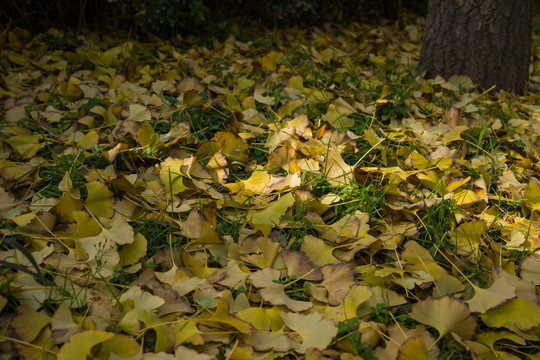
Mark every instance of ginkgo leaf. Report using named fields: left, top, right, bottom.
left=251, top=328, right=297, bottom=352
left=248, top=192, right=295, bottom=235
left=174, top=345, right=212, bottom=360
left=323, top=147, right=355, bottom=186
left=398, top=336, right=430, bottom=360
left=119, top=308, right=175, bottom=352
left=322, top=103, right=354, bottom=129
left=300, top=235, right=341, bottom=266
left=57, top=330, right=115, bottom=360
left=280, top=311, right=338, bottom=353
left=376, top=324, right=439, bottom=360
left=453, top=220, right=486, bottom=256
left=96, top=334, right=140, bottom=359
left=520, top=255, right=540, bottom=285
left=463, top=340, right=513, bottom=360
left=357, top=286, right=407, bottom=317
left=78, top=236, right=119, bottom=277
left=249, top=267, right=312, bottom=312
left=76, top=130, right=99, bottom=150
left=204, top=299, right=252, bottom=334
left=410, top=296, right=476, bottom=340
left=314, top=263, right=357, bottom=305
left=85, top=180, right=114, bottom=218
left=281, top=248, right=323, bottom=281
left=260, top=50, right=281, bottom=71
left=12, top=306, right=51, bottom=342
left=480, top=298, right=540, bottom=330
left=237, top=307, right=284, bottom=331
left=171, top=320, right=205, bottom=346
left=475, top=331, right=526, bottom=349
left=119, top=285, right=165, bottom=311
left=58, top=80, right=85, bottom=102
left=226, top=168, right=270, bottom=196
left=216, top=261, right=250, bottom=290
left=466, top=277, right=516, bottom=313
left=51, top=302, right=79, bottom=344
left=524, top=180, right=540, bottom=211
left=101, top=215, right=135, bottom=245
left=127, top=103, right=151, bottom=122
left=342, top=285, right=373, bottom=319
left=160, top=157, right=189, bottom=195
left=119, top=232, right=147, bottom=266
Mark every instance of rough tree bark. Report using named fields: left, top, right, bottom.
left=419, top=0, right=533, bottom=95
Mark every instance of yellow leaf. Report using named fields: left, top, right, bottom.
left=119, top=285, right=165, bottom=311
left=453, top=220, right=486, bottom=256
left=445, top=176, right=470, bottom=192
left=4, top=135, right=42, bottom=158
left=409, top=151, right=430, bottom=170
left=417, top=170, right=441, bottom=191
left=62, top=210, right=101, bottom=240
left=171, top=320, right=205, bottom=345
left=251, top=329, right=297, bottom=352
left=85, top=181, right=113, bottom=218
left=280, top=311, right=337, bottom=353
left=398, top=336, right=430, bottom=360
left=78, top=236, right=119, bottom=278
left=249, top=192, right=295, bottom=235
left=136, top=120, right=160, bottom=148
left=101, top=215, right=135, bottom=245
left=301, top=235, right=341, bottom=267
left=58, top=81, right=85, bottom=102
left=96, top=334, right=140, bottom=359
left=76, top=130, right=99, bottom=150
left=226, top=168, right=269, bottom=196
left=57, top=330, right=115, bottom=360
left=260, top=51, right=281, bottom=71
left=13, top=306, right=51, bottom=342
left=480, top=298, right=540, bottom=330
left=160, top=157, right=189, bottom=195
left=442, top=125, right=468, bottom=143
left=249, top=267, right=312, bottom=312
left=205, top=299, right=252, bottom=334
left=51, top=302, right=79, bottom=344
left=127, top=103, right=151, bottom=122
left=375, top=324, right=439, bottom=360
left=119, top=308, right=175, bottom=352
left=466, top=277, right=516, bottom=313
left=343, top=285, right=373, bottom=319
left=281, top=248, right=323, bottom=281
left=119, top=232, right=147, bottom=266
left=357, top=286, right=407, bottom=317
left=524, top=180, right=540, bottom=211
left=322, top=103, right=354, bottom=129
left=453, top=189, right=482, bottom=206
left=323, top=148, right=355, bottom=186
left=410, top=296, right=476, bottom=340
left=314, top=264, right=357, bottom=306
left=520, top=256, right=540, bottom=285
left=237, top=307, right=284, bottom=331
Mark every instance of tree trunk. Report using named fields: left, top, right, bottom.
left=419, top=0, right=533, bottom=95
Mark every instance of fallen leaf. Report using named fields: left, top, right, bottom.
left=57, top=330, right=115, bottom=360
left=280, top=311, right=338, bottom=353
left=480, top=298, right=540, bottom=330
left=466, top=277, right=516, bottom=313
left=410, top=296, right=476, bottom=340
left=249, top=267, right=313, bottom=312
